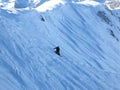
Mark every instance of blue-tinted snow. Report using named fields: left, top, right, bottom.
left=14, top=0, right=29, bottom=8
left=0, top=1, right=120, bottom=90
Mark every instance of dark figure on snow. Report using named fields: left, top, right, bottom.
left=40, top=15, right=45, bottom=22
left=54, top=46, right=60, bottom=56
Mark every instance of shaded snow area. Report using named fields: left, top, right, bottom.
left=0, top=1, right=120, bottom=90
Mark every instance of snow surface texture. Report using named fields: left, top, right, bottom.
left=0, top=0, right=120, bottom=90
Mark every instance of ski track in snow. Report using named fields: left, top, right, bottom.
left=0, top=1, right=120, bottom=90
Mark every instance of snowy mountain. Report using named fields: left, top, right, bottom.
left=0, top=0, right=120, bottom=9
left=0, top=0, right=120, bottom=90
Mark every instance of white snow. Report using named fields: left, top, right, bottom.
left=74, top=0, right=100, bottom=6
left=0, top=0, right=14, bottom=8
left=35, top=0, right=65, bottom=12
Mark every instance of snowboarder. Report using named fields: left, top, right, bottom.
left=54, top=46, right=60, bottom=56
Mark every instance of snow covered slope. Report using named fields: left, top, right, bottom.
left=0, top=0, right=120, bottom=90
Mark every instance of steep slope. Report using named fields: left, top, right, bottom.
left=0, top=1, right=120, bottom=90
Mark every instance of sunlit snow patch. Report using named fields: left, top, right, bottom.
left=73, top=0, right=100, bottom=6
left=0, top=0, right=15, bottom=9
left=0, top=1, right=18, bottom=14
left=35, top=0, right=65, bottom=12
